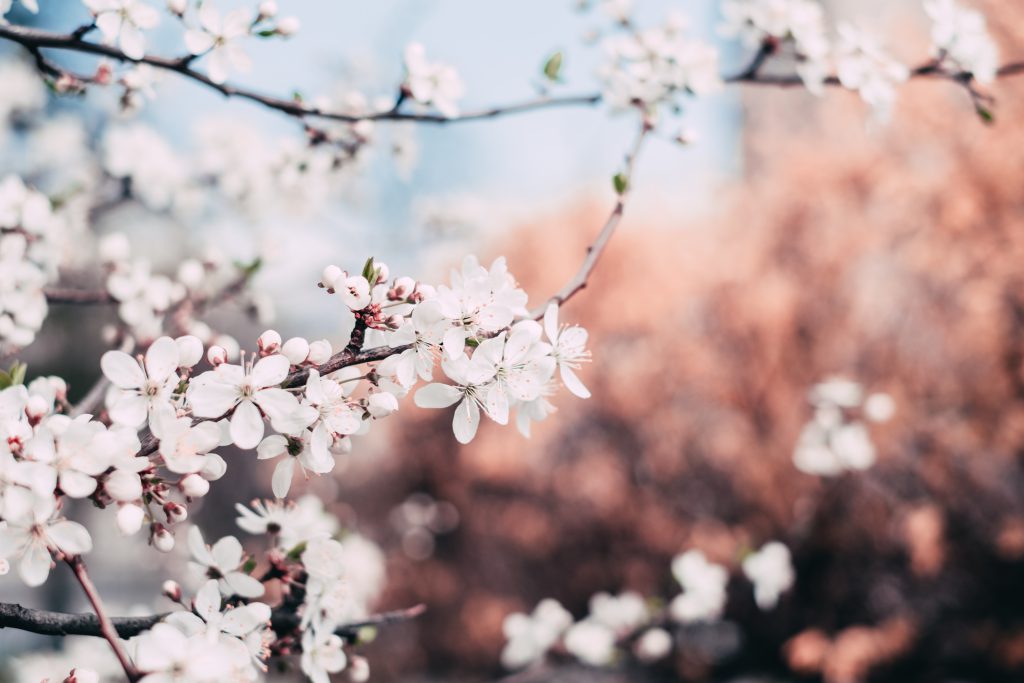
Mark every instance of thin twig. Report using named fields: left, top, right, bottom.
left=44, top=287, right=116, bottom=304
left=65, top=556, right=141, bottom=682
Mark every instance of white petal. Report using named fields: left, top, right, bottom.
left=145, top=337, right=179, bottom=383
left=230, top=400, right=264, bottom=450
left=485, top=385, right=509, bottom=425
left=452, top=397, right=480, bottom=444
left=47, top=521, right=92, bottom=554
left=194, top=579, right=221, bottom=620
left=59, top=470, right=97, bottom=498
left=19, top=541, right=51, bottom=586
left=184, top=29, right=215, bottom=55
left=253, top=387, right=298, bottom=422
left=101, top=350, right=145, bottom=389
left=211, top=534, right=243, bottom=570
left=414, top=383, right=462, bottom=409
left=442, top=327, right=466, bottom=360
left=561, top=366, right=591, bottom=399
left=543, top=302, right=559, bottom=342
left=256, top=434, right=288, bottom=460
left=109, top=394, right=148, bottom=427
left=251, top=354, right=290, bottom=388
left=223, top=572, right=265, bottom=600
left=119, top=22, right=146, bottom=60
left=187, top=379, right=239, bottom=418
left=271, top=458, right=294, bottom=499
left=188, top=525, right=215, bottom=565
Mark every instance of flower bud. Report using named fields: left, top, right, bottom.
left=161, top=579, right=182, bottom=602
left=281, top=337, right=310, bottom=365
left=320, top=265, right=343, bottom=292
left=48, top=376, right=68, bottom=401
left=258, top=329, right=282, bottom=354
left=349, top=656, right=370, bottom=682
left=257, top=0, right=278, bottom=18
left=175, top=335, right=203, bottom=368
left=98, top=233, right=131, bottom=264
left=180, top=473, right=210, bottom=498
left=412, top=283, right=436, bottom=301
left=200, top=453, right=227, bottom=481
left=390, top=276, right=416, bottom=300
left=152, top=526, right=175, bottom=552
left=167, top=0, right=187, bottom=15
left=367, top=391, right=399, bottom=418
left=64, top=669, right=100, bottom=683
left=307, top=339, right=332, bottom=365
left=177, top=259, right=205, bottom=290
left=385, top=315, right=404, bottom=329
left=214, top=335, right=240, bottom=361
left=207, top=344, right=227, bottom=366
left=25, top=395, right=49, bottom=421
left=164, top=501, right=188, bottom=524
left=105, top=470, right=142, bottom=502
left=634, top=628, right=672, bottom=662
left=373, top=262, right=390, bottom=285
left=276, top=16, right=300, bottom=36
left=116, top=503, right=145, bottom=536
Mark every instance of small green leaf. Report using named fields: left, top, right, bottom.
left=257, top=29, right=276, bottom=37
left=465, top=337, right=480, bottom=348
left=0, top=371, right=12, bottom=391
left=233, top=257, right=263, bottom=278
left=361, top=256, right=376, bottom=282
left=977, top=105, right=995, bottom=124
left=612, top=172, right=628, bottom=195
left=542, top=51, right=564, bottom=82
left=286, top=541, right=308, bottom=560
left=9, top=362, right=26, bottom=386
left=241, top=557, right=257, bottom=574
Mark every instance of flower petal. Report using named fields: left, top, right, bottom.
left=230, top=399, right=264, bottom=450
left=101, top=350, right=145, bottom=389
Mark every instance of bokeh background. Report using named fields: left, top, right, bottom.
left=2, top=0, right=1024, bottom=682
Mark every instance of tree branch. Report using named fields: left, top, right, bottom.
left=43, top=287, right=116, bottom=305
left=66, top=556, right=141, bottom=682
left=0, top=599, right=426, bottom=640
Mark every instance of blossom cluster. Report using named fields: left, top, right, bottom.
left=500, top=541, right=795, bottom=670
left=793, top=377, right=894, bottom=476
left=593, top=0, right=999, bottom=119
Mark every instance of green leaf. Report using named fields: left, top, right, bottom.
left=0, top=371, right=12, bottom=391
left=286, top=541, right=308, bottom=561
left=542, top=51, right=564, bottom=82
left=612, top=172, right=628, bottom=195
left=9, top=362, right=26, bottom=386
left=977, top=105, right=995, bottom=125
left=233, top=257, right=263, bottom=278
left=257, top=29, right=276, bottom=37
left=361, top=256, right=376, bottom=282
left=241, top=557, right=257, bottom=574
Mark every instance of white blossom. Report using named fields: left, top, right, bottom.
left=184, top=3, right=253, bottom=84
left=925, top=0, right=998, bottom=84
left=187, top=526, right=265, bottom=598
left=669, top=550, right=728, bottom=623
left=403, top=43, right=466, bottom=118
left=84, top=0, right=160, bottom=61
left=500, top=599, right=573, bottom=669
left=742, top=541, right=795, bottom=609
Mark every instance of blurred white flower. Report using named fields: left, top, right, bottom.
left=742, top=541, right=795, bottom=609
left=184, top=3, right=253, bottom=84
left=835, top=24, right=909, bottom=118
left=669, top=549, right=728, bottom=623
left=501, top=598, right=573, bottom=669
left=925, top=0, right=998, bottom=83
left=84, top=0, right=160, bottom=61
left=403, top=43, right=466, bottom=118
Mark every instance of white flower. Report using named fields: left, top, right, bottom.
left=84, top=0, right=160, bottom=61
left=183, top=3, right=253, bottom=84
left=414, top=352, right=499, bottom=444
left=186, top=354, right=299, bottom=449
left=835, top=24, right=909, bottom=118
left=0, top=497, right=92, bottom=586
left=634, top=627, right=673, bottom=662
left=501, top=599, right=573, bottom=669
left=544, top=303, right=591, bottom=399
left=742, top=541, right=795, bottom=610
left=435, top=255, right=528, bottom=360
left=235, top=494, right=338, bottom=550
left=102, top=336, right=181, bottom=427
left=257, top=431, right=332, bottom=499
left=793, top=379, right=883, bottom=476
left=377, top=300, right=446, bottom=389
left=151, top=409, right=221, bottom=474
left=131, top=621, right=240, bottom=683
left=187, top=526, right=265, bottom=598
left=301, top=629, right=347, bottom=683
left=925, top=0, right=998, bottom=84
left=403, top=43, right=466, bottom=118
left=668, top=550, right=728, bottom=623
left=588, top=591, right=648, bottom=634
left=302, top=368, right=360, bottom=462
left=564, top=620, right=616, bottom=667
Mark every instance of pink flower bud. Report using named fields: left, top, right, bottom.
left=390, top=276, right=416, bottom=300
left=307, top=339, right=332, bottom=365
left=320, top=265, right=343, bottom=292
left=152, top=526, right=175, bottom=553
left=258, top=329, right=282, bottom=354
left=373, top=262, right=390, bottom=284
left=167, top=0, right=187, bottom=15
left=175, top=335, right=203, bottom=368
left=180, top=473, right=210, bottom=499
left=281, top=337, right=310, bottom=365
left=164, top=501, right=188, bottom=524
left=349, top=656, right=370, bottom=682
left=161, top=579, right=182, bottom=602
left=116, top=504, right=145, bottom=536
left=214, top=335, right=240, bottom=361
left=207, top=345, right=228, bottom=366
left=276, top=16, right=300, bottom=36
left=258, top=0, right=278, bottom=17
left=48, top=376, right=68, bottom=400
left=25, top=395, right=49, bottom=421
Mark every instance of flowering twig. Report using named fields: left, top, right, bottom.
left=0, top=598, right=426, bottom=640
left=65, top=555, right=141, bottom=682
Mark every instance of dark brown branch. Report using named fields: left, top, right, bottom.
left=0, top=599, right=426, bottom=640
left=44, top=287, right=116, bottom=304
left=0, top=23, right=601, bottom=125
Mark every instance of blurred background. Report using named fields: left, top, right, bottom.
left=2, top=0, right=1024, bottom=682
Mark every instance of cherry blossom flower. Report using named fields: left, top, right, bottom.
left=187, top=353, right=298, bottom=449
left=377, top=300, right=446, bottom=389
left=402, top=43, right=466, bottom=118
left=835, top=24, right=909, bottom=118
left=669, top=549, right=728, bottom=623
left=235, top=494, right=338, bottom=550
left=101, top=336, right=181, bottom=427
left=0, top=496, right=92, bottom=586
left=130, top=622, right=238, bottom=683
left=301, top=629, right=348, bottom=683
left=151, top=409, right=221, bottom=475
left=84, top=0, right=160, bottom=61
left=302, top=368, right=360, bottom=461
left=184, top=3, right=254, bottom=85
left=544, top=303, right=591, bottom=399
left=742, top=541, right=795, bottom=610
left=501, top=599, right=573, bottom=669
left=414, top=353, right=500, bottom=444
left=564, top=620, right=617, bottom=667
left=925, top=0, right=998, bottom=84
left=186, top=526, right=265, bottom=598
left=257, top=431, right=333, bottom=499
